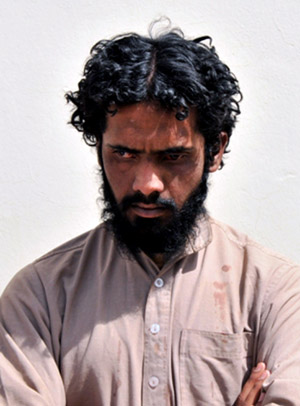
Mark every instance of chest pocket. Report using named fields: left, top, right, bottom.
left=179, top=329, right=254, bottom=405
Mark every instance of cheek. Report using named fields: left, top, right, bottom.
left=169, top=165, right=204, bottom=207
left=102, top=155, right=133, bottom=202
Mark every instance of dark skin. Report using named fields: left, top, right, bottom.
left=236, top=362, right=269, bottom=405
left=101, top=102, right=227, bottom=267
left=101, top=103, right=270, bottom=402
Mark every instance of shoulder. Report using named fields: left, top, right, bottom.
left=207, top=217, right=299, bottom=280
left=34, top=222, right=111, bottom=263
left=1, top=223, right=117, bottom=299
left=209, top=217, right=295, bottom=263
left=204, top=218, right=300, bottom=318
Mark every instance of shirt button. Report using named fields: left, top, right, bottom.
left=154, top=278, right=164, bottom=288
left=148, top=376, right=159, bottom=388
left=150, top=323, right=160, bottom=334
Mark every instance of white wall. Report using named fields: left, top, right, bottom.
left=1, top=0, right=300, bottom=293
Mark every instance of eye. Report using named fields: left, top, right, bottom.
left=114, top=149, right=136, bottom=159
left=164, top=153, right=186, bottom=161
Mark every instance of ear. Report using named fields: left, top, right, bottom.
left=209, top=132, right=228, bottom=173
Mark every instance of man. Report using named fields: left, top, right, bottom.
left=0, top=26, right=299, bottom=405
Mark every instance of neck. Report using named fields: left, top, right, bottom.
left=150, top=253, right=165, bottom=269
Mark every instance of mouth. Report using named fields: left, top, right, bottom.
left=130, top=203, right=168, bottom=218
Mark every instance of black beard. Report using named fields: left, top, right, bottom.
left=100, top=165, right=209, bottom=261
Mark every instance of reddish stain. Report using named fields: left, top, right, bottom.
left=213, top=281, right=227, bottom=290
left=214, top=291, right=226, bottom=306
left=222, top=265, right=231, bottom=272
left=214, top=291, right=227, bottom=322
left=154, top=343, right=160, bottom=355
left=213, top=280, right=228, bottom=323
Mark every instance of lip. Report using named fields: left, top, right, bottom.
left=130, top=203, right=167, bottom=218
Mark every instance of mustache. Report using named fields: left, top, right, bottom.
left=119, top=191, right=177, bottom=212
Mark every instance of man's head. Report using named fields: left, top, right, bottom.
left=66, top=25, right=242, bottom=262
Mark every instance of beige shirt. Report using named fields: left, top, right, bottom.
left=1, top=217, right=300, bottom=405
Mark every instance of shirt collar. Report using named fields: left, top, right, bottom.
left=183, top=214, right=212, bottom=256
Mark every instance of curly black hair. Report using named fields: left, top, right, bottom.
left=66, top=27, right=242, bottom=167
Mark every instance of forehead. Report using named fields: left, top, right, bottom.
left=104, top=103, right=203, bottom=150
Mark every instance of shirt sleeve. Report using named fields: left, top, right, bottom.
left=0, top=265, right=66, bottom=406
left=257, top=264, right=300, bottom=405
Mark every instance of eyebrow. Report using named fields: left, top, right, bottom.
left=107, top=144, right=194, bottom=154
left=159, top=146, right=194, bottom=154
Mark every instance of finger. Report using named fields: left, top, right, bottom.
left=236, top=362, right=270, bottom=405
left=240, top=362, right=266, bottom=400
left=245, top=370, right=269, bottom=405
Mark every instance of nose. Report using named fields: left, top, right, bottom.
left=132, top=161, right=164, bottom=196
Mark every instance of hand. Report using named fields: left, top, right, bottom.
left=235, top=362, right=270, bottom=406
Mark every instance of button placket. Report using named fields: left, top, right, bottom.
left=154, top=277, right=164, bottom=288
left=148, top=376, right=159, bottom=388
left=142, top=275, right=172, bottom=404
left=150, top=323, right=160, bottom=334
